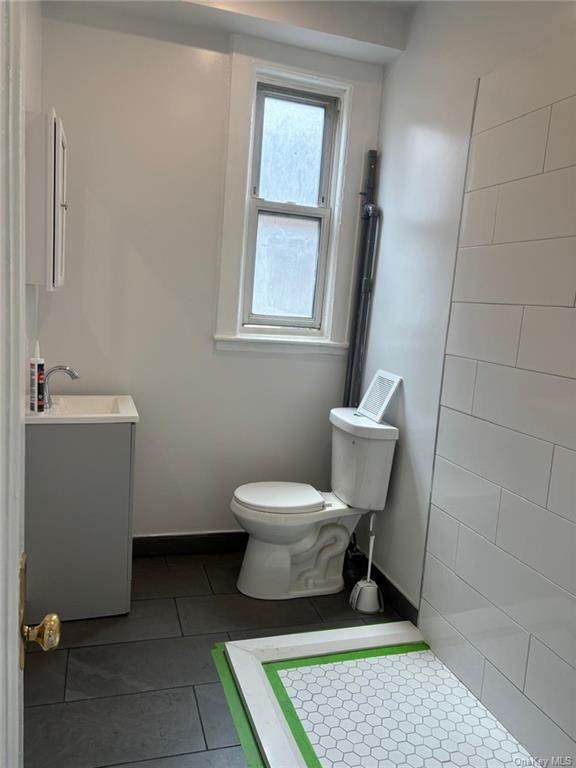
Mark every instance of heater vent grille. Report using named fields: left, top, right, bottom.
left=356, top=370, right=402, bottom=423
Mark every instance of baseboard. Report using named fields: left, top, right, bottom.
left=356, top=553, right=418, bottom=625
left=132, top=531, right=249, bottom=557
left=374, top=563, right=418, bottom=625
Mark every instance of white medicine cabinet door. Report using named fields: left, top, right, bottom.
left=25, top=108, right=68, bottom=290
left=53, top=117, right=67, bottom=289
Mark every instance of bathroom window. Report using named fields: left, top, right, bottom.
left=215, top=38, right=383, bottom=353
left=244, top=85, right=338, bottom=330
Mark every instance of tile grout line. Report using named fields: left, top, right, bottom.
left=541, top=105, right=553, bottom=173
left=545, top=443, right=557, bottom=509
left=470, top=358, right=479, bottom=413
left=98, top=745, right=243, bottom=768
left=203, top=562, right=215, bottom=594
left=522, top=634, right=532, bottom=692
left=460, top=232, right=576, bottom=248
left=441, top=352, right=576, bottom=385
left=468, top=161, right=576, bottom=195
left=440, top=404, right=559, bottom=451
left=192, top=684, right=209, bottom=753
left=173, top=597, right=185, bottom=637
left=307, top=597, right=325, bottom=623
left=62, top=648, right=71, bottom=704
left=472, top=96, right=575, bottom=138
left=28, top=681, right=222, bottom=708
left=514, top=305, right=525, bottom=367
left=494, top=487, right=503, bottom=543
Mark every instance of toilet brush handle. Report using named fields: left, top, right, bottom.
left=367, top=534, right=375, bottom=581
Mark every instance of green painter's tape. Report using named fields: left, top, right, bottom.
left=214, top=639, right=430, bottom=768
left=211, top=643, right=265, bottom=768
left=264, top=642, right=430, bottom=768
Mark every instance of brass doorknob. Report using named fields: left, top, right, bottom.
left=23, top=613, right=61, bottom=652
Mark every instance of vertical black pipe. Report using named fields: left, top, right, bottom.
left=343, top=150, right=381, bottom=407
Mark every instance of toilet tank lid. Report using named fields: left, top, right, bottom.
left=330, top=408, right=399, bottom=440
left=233, top=482, right=325, bottom=513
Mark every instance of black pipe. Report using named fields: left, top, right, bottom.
left=343, top=150, right=381, bottom=407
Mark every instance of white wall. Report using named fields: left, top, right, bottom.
left=37, top=11, right=383, bottom=536
left=422, top=34, right=576, bottom=760
left=204, top=1, right=411, bottom=51
left=361, top=1, right=576, bottom=607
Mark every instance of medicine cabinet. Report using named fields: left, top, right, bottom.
left=26, top=109, right=68, bottom=290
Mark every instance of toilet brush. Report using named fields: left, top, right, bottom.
left=349, top=513, right=383, bottom=614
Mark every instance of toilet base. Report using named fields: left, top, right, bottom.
left=235, top=511, right=361, bottom=600
left=237, top=573, right=345, bottom=600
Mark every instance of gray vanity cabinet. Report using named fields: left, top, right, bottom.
left=25, top=423, right=135, bottom=623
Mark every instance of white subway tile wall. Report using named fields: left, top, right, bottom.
left=466, top=107, right=550, bottom=191
left=418, top=600, right=485, bottom=697
left=459, top=186, right=498, bottom=246
left=545, top=95, right=576, bottom=172
left=440, top=355, right=477, bottom=412
left=548, top=446, right=576, bottom=523
left=517, top=307, right=576, bottom=377
left=422, top=554, right=530, bottom=688
left=446, top=303, right=523, bottom=364
left=431, top=456, right=501, bottom=540
left=427, top=505, right=459, bottom=566
left=453, top=239, right=576, bottom=306
left=422, top=35, right=576, bottom=760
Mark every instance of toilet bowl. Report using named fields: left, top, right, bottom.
left=231, top=408, right=399, bottom=600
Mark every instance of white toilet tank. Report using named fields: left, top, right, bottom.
left=329, top=407, right=399, bottom=511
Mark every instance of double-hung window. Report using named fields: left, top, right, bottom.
left=243, top=84, right=339, bottom=330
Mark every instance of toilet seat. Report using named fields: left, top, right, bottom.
left=233, top=482, right=325, bottom=514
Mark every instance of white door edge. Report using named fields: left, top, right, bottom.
left=0, top=1, right=26, bottom=765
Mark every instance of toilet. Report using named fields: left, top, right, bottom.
left=232, top=407, right=399, bottom=600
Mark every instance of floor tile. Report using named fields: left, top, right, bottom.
left=132, top=564, right=211, bottom=600
left=24, top=650, right=68, bottom=707
left=195, top=683, right=240, bottom=749
left=132, top=556, right=168, bottom=573
left=228, top=618, right=365, bottom=641
left=204, top=562, right=240, bottom=594
left=361, top=608, right=402, bottom=625
left=278, top=648, right=531, bottom=768
left=113, top=746, right=247, bottom=767
left=309, top=591, right=364, bottom=622
left=166, top=552, right=244, bottom=568
left=59, top=599, right=181, bottom=649
left=24, top=687, right=205, bottom=768
left=176, top=594, right=318, bottom=635
left=66, top=634, right=225, bottom=701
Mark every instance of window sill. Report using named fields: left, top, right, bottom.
left=213, top=334, right=348, bottom=356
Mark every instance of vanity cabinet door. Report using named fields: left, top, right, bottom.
left=25, top=423, right=135, bottom=623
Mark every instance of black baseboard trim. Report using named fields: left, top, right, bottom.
left=133, top=532, right=249, bottom=557
left=357, top=553, right=418, bottom=625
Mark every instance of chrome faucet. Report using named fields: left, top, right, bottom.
left=44, top=365, right=80, bottom=409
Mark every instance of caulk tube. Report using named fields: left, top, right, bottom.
left=29, top=340, right=45, bottom=413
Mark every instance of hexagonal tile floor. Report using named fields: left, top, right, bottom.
left=273, top=648, right=531, bottom=768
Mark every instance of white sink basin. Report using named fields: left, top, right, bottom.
left=26, top=395, right=139, bottom=424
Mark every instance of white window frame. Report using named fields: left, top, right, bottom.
left=215, top=36, right=383, bottom=355
left=243, top=84, right=338, bottom=331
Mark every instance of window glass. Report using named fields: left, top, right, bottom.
left=258, top=96, right=325, bottom=206
left=251, top=212, right=321, bottom=319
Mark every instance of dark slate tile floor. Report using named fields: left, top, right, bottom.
left=24, top=552, right=400, bottom=768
